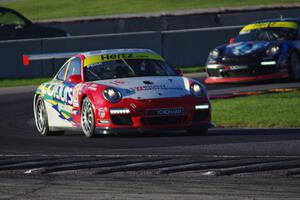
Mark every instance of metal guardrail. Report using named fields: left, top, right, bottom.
left=1, top=6, right=300, bottom=78
left=0, top=26, right=240, bottom=78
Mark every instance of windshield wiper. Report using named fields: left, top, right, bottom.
left=120, top=58, right=135, bottom=75
left=86, top=68, right=102, bottom=80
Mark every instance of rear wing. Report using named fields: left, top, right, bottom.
left=22, top=52, right=80, bottom=66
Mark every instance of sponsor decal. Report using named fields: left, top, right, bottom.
left=40, top=83, right=74, bottom=105
left=100, top=53, right=133, bottom=61
left=147, top=108, right=184, bottom=116
left=58, top=103, right=78, bottom=115
left=98, top=108, right=106, bottom=118
left=130, top=103, right=137, bottom=109
left=99, top=119, right=110, bottom=124
left=88, top=84, right=98, bottom=91
left=130, top=84, right=183, bottom=92
left=37, top=82, right=80, bottom=126
left=143, top=81, right=154, bottom=85
left=72, top=84, right=81, bottom=107
left=109, top=80, right=125, bottom=85
left=229, top=65, right=248, bottom=70
left=240, top=21, right=298, bottom=33
left=84, top=52, right=164, bottom=67
left=231, top=42, right=267, bottom=56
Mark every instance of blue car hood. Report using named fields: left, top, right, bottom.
left=223, top=41, right=271, bottom=57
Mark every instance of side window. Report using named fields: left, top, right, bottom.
left=0, top=11, right=26, bottom=25
left=65, top=58, right=81, bottom=82
left=56, top=62, right=69, bottom=81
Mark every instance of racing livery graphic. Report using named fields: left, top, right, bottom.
left=205, top=19, right=300, bottom=83
left=26, top=49, right=213, bottom=137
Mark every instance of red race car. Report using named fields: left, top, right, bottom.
left=26, top=49, right=213, bottom=138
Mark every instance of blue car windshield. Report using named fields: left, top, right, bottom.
left=236, top=27, right=297, bottom=42
left=84, top=59, right=176, bottom=81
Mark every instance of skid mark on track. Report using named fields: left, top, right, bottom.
left=0, top=155, right=299, bottom=177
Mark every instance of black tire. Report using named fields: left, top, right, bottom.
left=288, top=51, right=300, bottom=81
left=187, top=128, right=208, bottom=135
left=34, top=96, right=64, bottom=136
left=81, top=97, right=96, bottom=138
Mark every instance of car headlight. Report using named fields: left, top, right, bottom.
left=209, top=49, right=219, bottom=60
left=103, top=88, right=122, bottom=103
left=190, top=83, right=204, bottom=97
left=266, top=46, right=280, bottom=57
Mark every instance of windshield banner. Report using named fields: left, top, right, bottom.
left=240, top=21, right=298, bottom=33
left=84, top=52, right=164, bottom=67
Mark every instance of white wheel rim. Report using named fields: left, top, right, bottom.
left=36, top=99, right=46, bottom=132
left=82, top=100, right=94, bottom=135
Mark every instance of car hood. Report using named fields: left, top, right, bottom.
left=221, top=41, right=272, bottom=57
left=92, top=76, right=192, bottom=100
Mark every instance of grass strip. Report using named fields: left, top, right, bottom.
left=212, top=91, right=300, bottom=128
left=0, top=0, right=299, bottom=20
left=176, top=66, right=205, bottom=73
left=0, top=77, right=51, bottom=88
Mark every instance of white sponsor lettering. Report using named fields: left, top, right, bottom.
left=41, top=83, right=75, bottom=105
left=157, top=109, right=182, bottom=115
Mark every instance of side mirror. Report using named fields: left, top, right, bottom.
left=229, top=37, right=235, bottom=44
left=68, top=74, right=82, bottom=83
left=175, top=69, right=183, bottom=76
left=14, top=24, right=24, bottom=30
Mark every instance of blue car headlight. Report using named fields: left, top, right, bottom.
left=266, top=46, right=280, bottom=57
left=208, top=49, right=219, bottom=60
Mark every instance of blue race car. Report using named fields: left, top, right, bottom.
left=205, top=18, right=300, bottom=83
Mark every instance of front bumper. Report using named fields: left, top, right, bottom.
left=96, top=122, right=214, bottom=135
left=205, top=61, right=289, bottom=83
left=95, top=96, right=212, bottom=134
left=205, top=73, right=289, bottom=84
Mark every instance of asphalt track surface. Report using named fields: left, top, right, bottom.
left=1, top=75, right=300, bottom=199
left=0, top=75, right=299, bottom=156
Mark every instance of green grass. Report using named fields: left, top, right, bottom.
left=212, top=91, right=300, bottom=128
left=0, top=0, right=299, bottom=20
left=0, top=77, right=51, bottom=88
left=177, top=66, right=205, bottom=73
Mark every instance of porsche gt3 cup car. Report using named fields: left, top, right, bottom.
left=27, top=49, right=213, bottom=137
left=205, top=18, right=300, bottom=83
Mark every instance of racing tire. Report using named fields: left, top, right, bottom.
left=187, top=128, right=208, bottom=135
left=81, top=97, right=96, bottom=138
left=34, top=96, right=64, bottom=136
left=288, top=51, right=300, bottom=81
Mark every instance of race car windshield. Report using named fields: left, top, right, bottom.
left=84, top=59, right=176, bottom=81
left=236, top=27, right=297, bottom=42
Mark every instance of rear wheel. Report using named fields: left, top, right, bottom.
left=187, top=128, right=208, bottom=135
left=35, top=96, right=49, bottom=136
left=81, top=97, right=96, bottom=138
left=34, top=96, right=64, bottom=136
left=289, top=51, right=300, bottom=81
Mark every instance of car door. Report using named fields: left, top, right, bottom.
left=59, top=57, right=82, bottom=127
left=45, top=61, right=70, bottom=128
left=45, top=57, right=82, bottom=128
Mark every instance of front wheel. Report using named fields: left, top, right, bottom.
left=289, top=51, right=300, bottom=81
left=81, top=97, right=96, bottom=138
